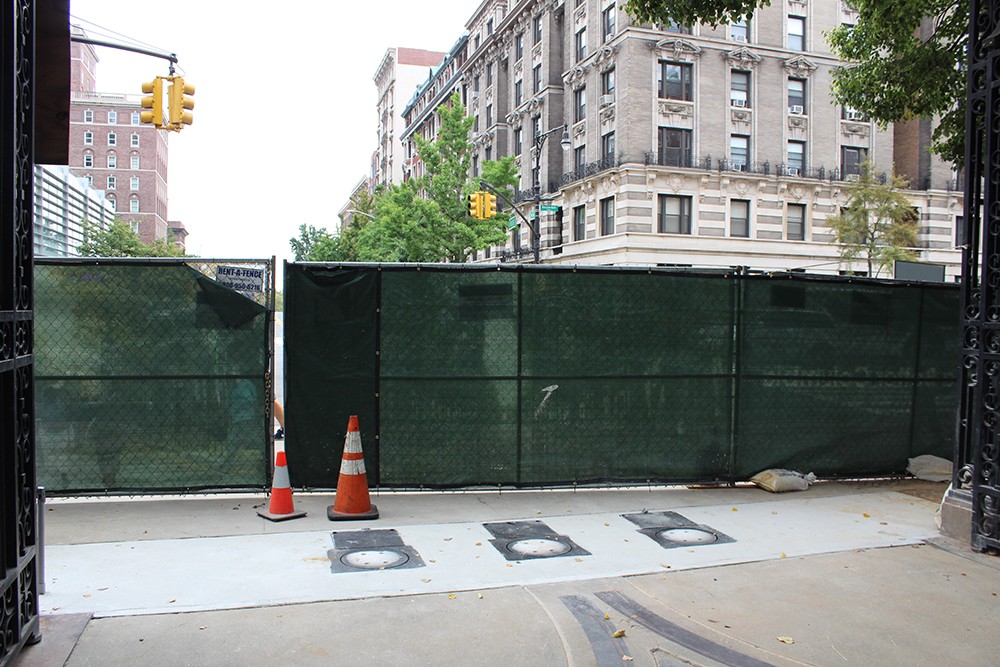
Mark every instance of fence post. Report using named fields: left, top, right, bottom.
left=515, top=268, right=523, bottom=485
left=727, top=267, right=747, bottom=481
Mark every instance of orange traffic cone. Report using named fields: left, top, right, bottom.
left=327, top=415, right=379, bottom=521
left=258, top=450, right=307, bottom=521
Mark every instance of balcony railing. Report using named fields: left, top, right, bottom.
left=718, top=159, right=770, bottom=175
left=643, top=152, right=713, bottom=170
left=559, top=155, right=621, bottom=188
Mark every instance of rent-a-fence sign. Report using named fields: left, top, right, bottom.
left=216, top=265, right=264, bottom=293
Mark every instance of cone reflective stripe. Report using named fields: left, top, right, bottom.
left=328, top=415, right=379, bottom=521
left=257, top=450, right=306, bottom=522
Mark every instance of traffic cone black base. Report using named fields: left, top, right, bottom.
left=258, top=507, right=307, bottom=522
left=327, top=504, right=379, bottom=521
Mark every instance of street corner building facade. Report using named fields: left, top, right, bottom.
left=394, top=0, right=963, bottom=278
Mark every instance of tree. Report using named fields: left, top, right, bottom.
left=363, top=92, right=518, bottom=263
left=289, top=224, right=333, bottom=261
left=78, top=219, right=184, bottom=257
left=825, top=164, right=920, bottom=277
left=624, top=0, right=969, bottom=167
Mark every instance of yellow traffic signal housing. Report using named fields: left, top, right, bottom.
left=483, top=193, right=497, bottom=218
left=168, top=76, right=195, bottom=128
left=468, top=192, right=483, bottom=219
left=139, top=77, right=165, bottom=127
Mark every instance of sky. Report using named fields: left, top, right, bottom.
left=68, top=0, right=476, bottom=266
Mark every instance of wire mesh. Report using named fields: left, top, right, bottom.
left=34, top=259, right=273, bottom=492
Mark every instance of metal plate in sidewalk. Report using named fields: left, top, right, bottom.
left=327, top=528, right=425, bottom=574
left=483, top=520, right=590, bottom=561
left=622, top=511, right=735, bottom=550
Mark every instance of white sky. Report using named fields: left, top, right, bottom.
left=68, top=1, right=475, bottom=266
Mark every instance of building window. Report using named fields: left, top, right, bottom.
left=574, top=87, right=586, bottom=123
left=130, top=133, right=139, bottom=147
left=658, top=194, right=692, bottom=234
left=731, top=70, right=750, bottom=107
left=474, top=115, right=480, bottom=133
left=486, top=104, right=493, bottom=127
left=574, top=145, right=586, bottom=170
left=84, top=109, right=94, bottom=123
left=730, top=18, right=749, bottom=42
left=730, top=199, right=750, bottom=237
left=534, top=14, right=542, bottom=44
left=663, top=20, right=691, bottom=34
left=131, top=111, right=140, bottom=125
left=602, top=5, right=616, bottom=41
left=788, top=78, right=806, bottom=113
left=108, top=110, right=117, bottom=124
left=516, top=32, right=524, bottom=60
left=658, top=61, right=693, bottom=100
left=843, top=106, right=866, bottom=121
left=600, top=196, right=615, bottom=235
left=658, top=127, right=692, bottom=167
left=788, top=15, right=806, bottom=50
left=730, top=135, right=749, bottom=169
left=83, top=131, right=93, bottom=145
left=473, top=75, right=480, bottom=93
left=514, top=127, right=523, bottom=153
left=485, top=146, right=492, bottom=162
left=130, top=199, right=140, bottom=214
left=533, top=64, right=542, bottom=93
left=532, top=116, right=541, bottom=139
left=131, top=155, right=140, bottom=169
left=108, top=196, right=116, bottom=210
left=108, top=175, right=116, bottom=189
left=130, top=176, right=139, bottom=190
left=513, top=226, right=522, bottom=252
left=787, top=203, right=806, bottom=240
left=83, top=153, right=94, bottom=168
left=487, top=18, right=493, bottom=35
left=573, top=205, right=586, bottom=240
left=107, top=132, right=117, bottom=146
left=576, top=28, right=587, bottom=62
left=487, top=63, right=493, bottom=87
left=842, top=146, right=868, bottom=176
left=601, top=68, right=616, bottom=97
left=84, top=175, right=92, bottom=187
left=601, top=131, right=615, bottom=161
left=472, top=155, right=479, bottom=177
left=107, top=154, right=117, bottom=169
left=515, top=79, right=523, bottom=105
left=787, top=141, right=805, bottom=175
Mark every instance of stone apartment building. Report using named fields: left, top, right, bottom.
left=398, top=0, right=963, bottom=278
left=67, top=27, right=176, bottom=246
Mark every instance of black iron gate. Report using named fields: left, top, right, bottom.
left=959, top=0, right=1000, bottom=553
left=0, top=0, right=40, bottom=662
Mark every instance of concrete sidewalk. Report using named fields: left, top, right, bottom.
left=14, top=480, right=1000, bottom=666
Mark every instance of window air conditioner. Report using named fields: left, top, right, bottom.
left=731, top=98, right=747, bottom=107
left=599, top=94, right=615, bottom=107
left=789, top=105, right=805, bottom=115
left=845, top=173, right=860, bottom=182
left=787, top=167, right=800, bottom=177
left=732, top=34, right=747, bottom=43
left=845, top=110, right=860, bottom=121
left=733, top=162, right=747, bottom=172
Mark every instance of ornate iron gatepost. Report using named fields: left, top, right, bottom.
left=957, top=0, right=1000, bottom=553
left=0, top=0, right=41, bottom=662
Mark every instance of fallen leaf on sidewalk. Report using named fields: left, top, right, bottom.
left=863, top=513, right=870, bottom=518
left=478, top=593, right=484, bottom=599
left=443, top=537, right=453, bottom=541
left=475, top=541, right=482, bottom=546
left=732, top=507, right=738, bottom=512
left=623, top=656, right=634, bottom=661
left=448, top=594, right=456, bottom=600
left=604, top=613, right=610, bottom=620
left=612, top=630, right=626, bottom=638
left=420, top=578, right=431, bottom=583
left=777, top=636, right=794, bottom=644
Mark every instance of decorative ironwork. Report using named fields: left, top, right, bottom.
left=1, top=0, right=41, bottom=661
left=958, top=0, right=1000, bottom=553
left=559, top=154, right=620, bottom=187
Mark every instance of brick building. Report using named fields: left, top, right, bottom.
left=68, top=26, right=175, bottom=246
left=397, top=0, right=963, bottom=278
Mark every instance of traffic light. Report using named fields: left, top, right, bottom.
left=468, top=192, right=483, bottom=219
left=139, top=77, right=165, bottom=128
left=168, top=76, right=195, bottom=128
left=483, top=193, right=497, bottom=218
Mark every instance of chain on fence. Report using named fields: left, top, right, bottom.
left=34, top=258, right=274, bottom=493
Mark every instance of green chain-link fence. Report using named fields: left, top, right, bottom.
left=34, top=259, right=274, bottom=493
left=285, top=264, right=959, bottom=489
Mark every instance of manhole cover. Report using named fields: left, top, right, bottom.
left=340, top=549, right=410, bottom=569
left=657, top=527, right=718, bottom=545
left=507, top=538, right=572, bottom=557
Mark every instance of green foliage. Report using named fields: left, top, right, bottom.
left=361, top=92, right=516, bottom=263
left=826, top=164, right=920, bottom=277
left=78, top=219, right=184, bottom=257
left=624, top=0, right=765, bottom=28
left=289, top=224, right=333, bottom=261
left=624, top=0, right=969, bottom=167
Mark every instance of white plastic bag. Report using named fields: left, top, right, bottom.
left=750, top=469, right=817, bottom=493
left=907, top=455, right=952, bottom=482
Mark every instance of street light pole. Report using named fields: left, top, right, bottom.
left=531, top=125, right=571, bottom=263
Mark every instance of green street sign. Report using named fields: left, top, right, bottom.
left=540, top=204, right=560, bottom=212
left=508, top=215, right=518, bottom=230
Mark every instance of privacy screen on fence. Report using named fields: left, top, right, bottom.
left=34, top=259, right=273, bottom=493
left=285, top=264, right=959, bottom=489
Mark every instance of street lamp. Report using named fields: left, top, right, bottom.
left=531, top=124, right=572, bottom=263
